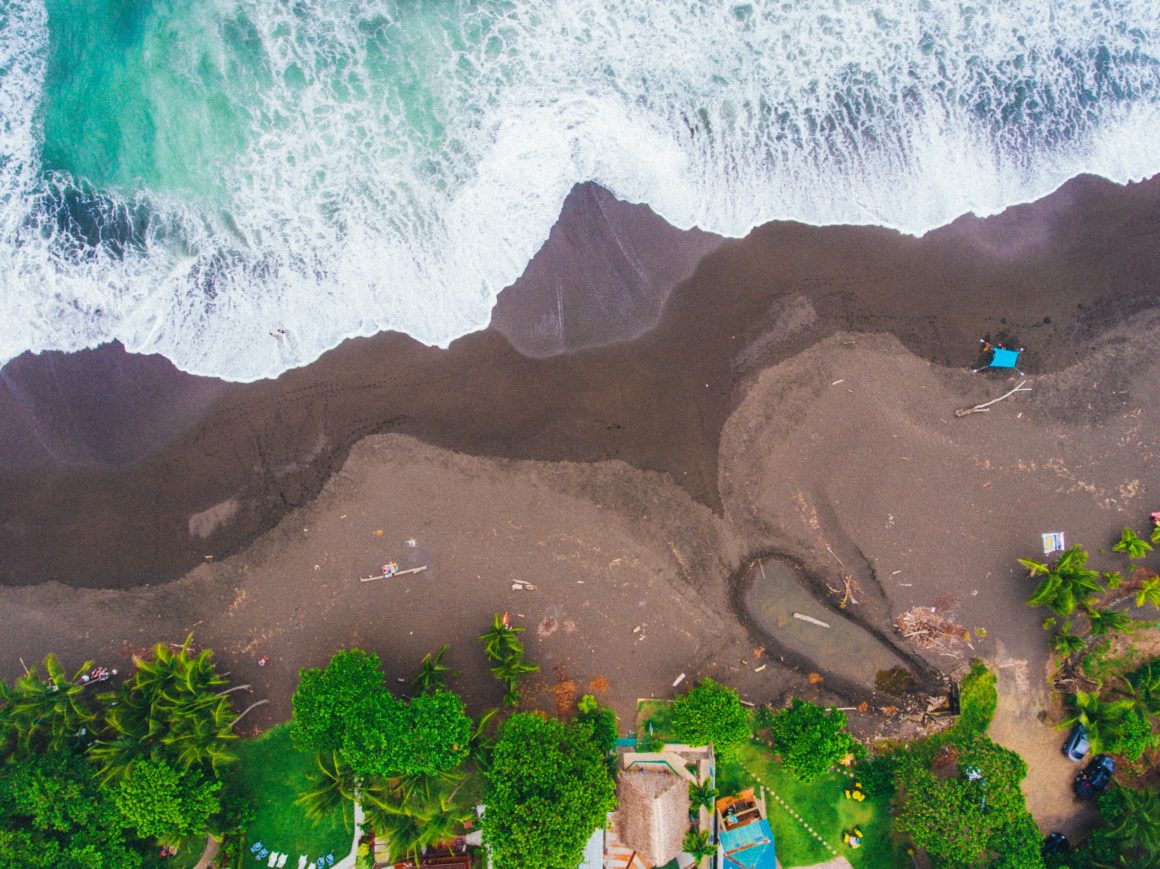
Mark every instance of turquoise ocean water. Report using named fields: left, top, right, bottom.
left=1, top=0, right=1158, bottom=379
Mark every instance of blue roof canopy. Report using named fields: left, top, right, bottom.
left=722, top=818, right=777, bottom=869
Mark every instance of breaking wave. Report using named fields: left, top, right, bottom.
left=1, top=0, right=1158, bottom=380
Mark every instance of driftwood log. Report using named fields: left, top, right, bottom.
left=955, top=382, right=1032, bottom=417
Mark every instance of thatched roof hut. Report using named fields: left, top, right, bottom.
left=614, top=768, right=690, bottom=867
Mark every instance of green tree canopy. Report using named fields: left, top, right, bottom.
left=293, top=650, right=473, bottom=778
left=292, top=649, right=388, bottom=755
left=895, top=737, right=1041, bottom=868
left=669, top=678, right=750, bottom=756
left=0, top=751, right=144, bottom=868
left=483, top=713, right=616, bottom=869
left=764, top=699, right=859, bottom=783
left=115, top=758, right=222, bottom=846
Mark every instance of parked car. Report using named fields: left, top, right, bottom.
left=1041, top=832, right=1069, bottom=857
left=1062, top=723, right=1090, bottom=762
left=1073, top=754, right=1115, bottom=800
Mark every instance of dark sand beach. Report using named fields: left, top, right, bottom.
left=3, top=174, right=1160, bottom=834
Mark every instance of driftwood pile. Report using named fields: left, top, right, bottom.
left=895, top=607, right=972, bottom=657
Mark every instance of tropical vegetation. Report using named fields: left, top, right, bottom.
left=481, top=711, right=616, bottom=869
left=0, top=637, right=254, bottom=866
left=479, top=612, right=540, bottom=708
left=759, top=698, right=859, bottom=783
left=668, top=677, right=750, bottom=757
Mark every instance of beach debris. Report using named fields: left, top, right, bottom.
left=754, top=664, right=767, bottom=673
left=896, top=607, right=971, bottom=655
left=824, top=544, right=846, bottom=568
left=1041, top=531, right=1066, bottom=554
left=360, top=564, right=428, bottom=582
left=632, top=625, right=642, bottom=633
left=793, top=612, right=831, bottom=628
left=954, top=381, right=1032, bottom=417
left=826, top=574, right=861, bottom=608
left=807, top=672, right=824, bottom=684
left=406, top=538, right=417, bottom=547
left=373, top=529, right=384, bottom=537
left=671, top=672, right=687, bottom=689
left=511, top=579, right=537, bottom=591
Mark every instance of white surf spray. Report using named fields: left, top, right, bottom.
left=1, top=0, right=1158, bottom=380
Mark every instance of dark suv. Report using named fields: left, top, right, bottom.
left=1073, top=754, right=1115, bottom=800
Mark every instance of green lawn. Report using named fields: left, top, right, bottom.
left=635, top=699, right=676, bottom=740
left=230, top=724, right=351, bottom=866
left=718, top=741, right=908, bottom=869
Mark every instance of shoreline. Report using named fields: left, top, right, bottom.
left=3, top=171, right=1160, bottom=844
left=3, top=173, right=1160, bottom=590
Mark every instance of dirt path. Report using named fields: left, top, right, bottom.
left=987, top=645, right=1097, bottom=837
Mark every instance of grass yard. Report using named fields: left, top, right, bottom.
left=230, top=724, right=351, bottom=866
left=635, top=699, right=676, bottom=740
left=717, top=741, right=907, bottom=869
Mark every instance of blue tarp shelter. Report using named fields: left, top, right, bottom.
left=973, top=340, right=1024, bottom=376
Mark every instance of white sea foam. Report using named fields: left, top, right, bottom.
left=1, top=0, right=1158, bottom=380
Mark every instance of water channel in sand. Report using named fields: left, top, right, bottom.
left=743, top=555, right=916, bottom=691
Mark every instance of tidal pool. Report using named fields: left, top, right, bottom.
left=743, top=555, right=916, bottom=692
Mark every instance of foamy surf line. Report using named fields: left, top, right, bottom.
left=1, top=0, right=1158, bottom=381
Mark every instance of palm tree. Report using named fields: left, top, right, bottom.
left=489, top=654, right=539, bottom=687
left=478, top=613, right=524, bottom=661
left=1061, top=689, right=1134, bottom=754
left=362, top=771, right=473, bottom=864
left=1125, top=661, right=1160, bottom=716
left=296, top=751, right=361, bottom=832
left=1085, top=607, right=1135, bottom=637
left=682, top=829, right=716, bottom=867
left=0, top=654, right=97, bottom=754
left=1021, top=546, right=1104, bottom=617
left=1110, top=786, right=1160, bottom=867
left=501, top=684, right=522, bottom=709
left=465, top=708, right=498, bottom=771
left=1136, top=576, right=1160, bottom=609
left=413, top=645, right=455, bottom=694
left=688, top=779, right=719, bottom=813
left=1114, top=527, right=1153, bottom=560
left=1051, top=630, right=1087, bottom=660
left=92, top=635, right=240, bottom=782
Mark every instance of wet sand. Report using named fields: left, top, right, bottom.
left=3, top=174, right=1159, bottom=590
left=3, top=174, right=1160, bottom=836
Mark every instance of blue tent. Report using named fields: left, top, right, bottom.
left=973, top=340, right=1024, bottom=376
left=989, top=347, right=1020, bottom=369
